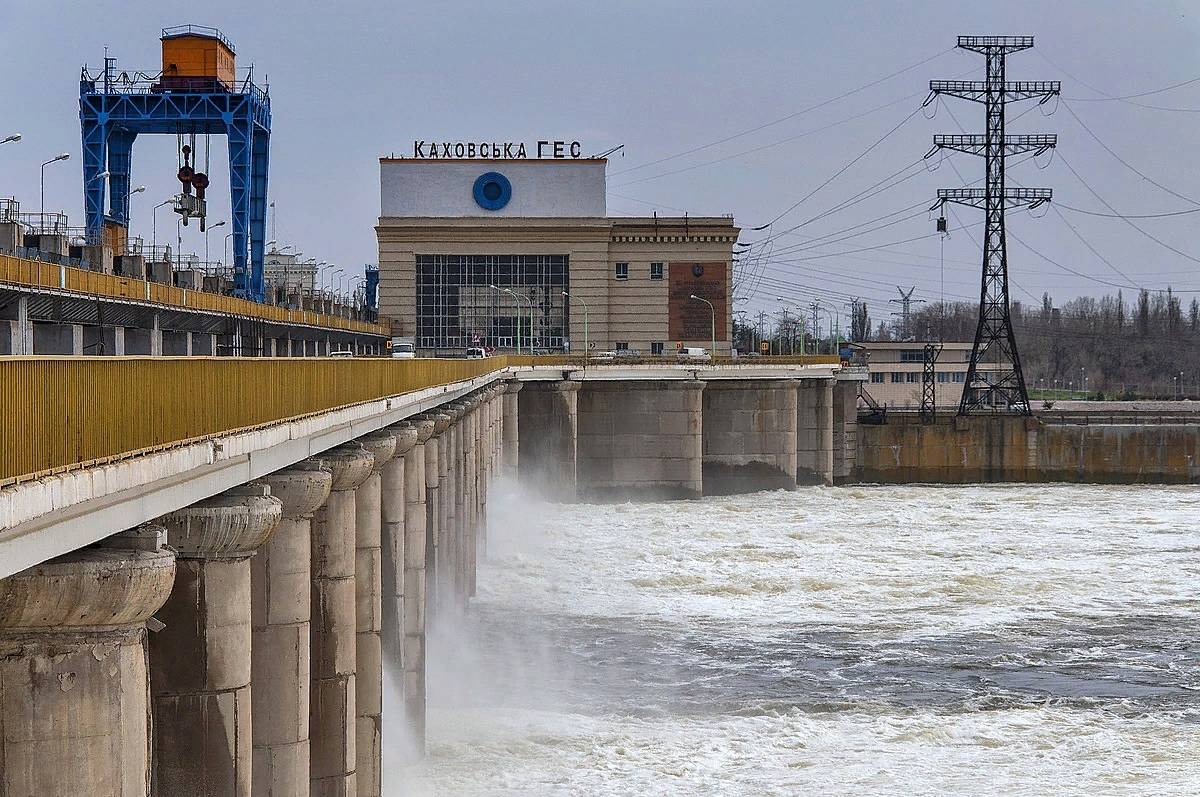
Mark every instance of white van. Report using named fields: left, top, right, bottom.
left=390, top=341, right=415, bottom=359
left=677, top=347, right=710, bottom=361
left=465, top=347, right=487, bottom=359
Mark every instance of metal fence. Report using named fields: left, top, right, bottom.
left=0, top=356, right=504, bottom=485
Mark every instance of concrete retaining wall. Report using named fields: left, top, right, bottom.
left=858, top=414, right=1200, bottom=483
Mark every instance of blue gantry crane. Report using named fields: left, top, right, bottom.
left=79, top=25, right=271, bottom=300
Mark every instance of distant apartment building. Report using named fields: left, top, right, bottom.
left=264, top=250, right=317, bottom=291
left=860, top=341, right=973, bottom=408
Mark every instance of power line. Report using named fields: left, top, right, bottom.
left=609, top=47, right=958, bottom=178
left=1059, top=100, right=1200, bottom=206
left=1034, top=49, right=1200, bottom=112
left=612, top=90, right=926, bottom=189
left=1055, top=202, right=1200, bottom=219
left=757, top=105, right=925, bottom=229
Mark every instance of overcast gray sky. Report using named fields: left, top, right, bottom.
left=3, top=0, right=1198, bottom=323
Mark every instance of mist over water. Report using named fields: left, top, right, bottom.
left=398, top=482, right=1200, bottom=796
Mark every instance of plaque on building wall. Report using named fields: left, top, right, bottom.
left=668, top=261, right=727, bottom=342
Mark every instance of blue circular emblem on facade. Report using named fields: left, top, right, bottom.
left=473, top=172, right=512, bottom=210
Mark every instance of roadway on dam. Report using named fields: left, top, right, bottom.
left=402, top=482, right=1199, bottom=796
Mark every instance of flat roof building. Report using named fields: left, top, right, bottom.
left=861, top=341, right=973, bottom=409
left=375, top=154, right=737, bottom=355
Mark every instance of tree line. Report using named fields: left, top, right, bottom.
left=738, top=288, right=1200, bottom=399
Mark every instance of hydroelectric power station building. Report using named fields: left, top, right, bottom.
left=376, top=147, right=738, bottom=355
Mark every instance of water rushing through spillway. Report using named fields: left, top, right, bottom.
left=400, top=483, right=1200, bottom=795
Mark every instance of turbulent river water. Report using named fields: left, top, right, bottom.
left=399, top=483, right=1200, bottom=796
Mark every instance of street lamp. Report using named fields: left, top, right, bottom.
left=489, top=284, right=527, bottom=354
left=1, top=133, right=20, bottom=145
left=40, top=153, right=70, bottom=215
left=127, top=185, right=145, bottom=198
left=690, top=294, right=716, bottom=361
left=562, top=290, right=589, bottom=359
left=224, top=232, right=233, bottom=268
left=204, top=220, right=226, bottom=266
left=152, top=198, right=174, bottom=255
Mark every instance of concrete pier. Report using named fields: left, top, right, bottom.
left=832, top=380, right=859, bottom=484
left=577, top=380, right=705, bottom=500
left=703, top=379, right=798, bottom=494
left=502, top=381, right=522, bottom=475
left=518, top=380, right=580, bottom=500
left=0, top=529, right=175, bottom=797
left=253, top=460, right=333, bottom=796
left=404, top=417, right=437, bottom=752
left=310, top=444, right=375, bottom=797
left=355, top=431, right=398, bottom=797
left=797, top=378, right=835, bottom=485
left=152, top=485, right=284, bottom=797
left=379, top=425, right=419, bottom=770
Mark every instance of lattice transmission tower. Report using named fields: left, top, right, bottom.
left=927, top=36, right=1058, bottom=415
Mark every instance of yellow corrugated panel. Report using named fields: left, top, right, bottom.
left=0, top=356, right=507, bottom=485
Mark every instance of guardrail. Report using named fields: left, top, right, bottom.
left=505, top=354, right=842, bottom=367
left=0, top=356, right=504, bottom=486
left=0, top=253, right=388, bottom=336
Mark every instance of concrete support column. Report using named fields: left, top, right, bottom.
left=424, top=412, right=450, bottom=630
left=796, top=379, right=835, bottom=485
left=150, top=313, right=162, bottom=356
left=501, top=381, right=522, bottom=476
left=400, top=418, right=436, bottom=757
left=0, top=527, right=175, bottom=796
left=832, top=379, right=859, bottom=484
left=152, top=485, right=284, bottom=797
left=354, top=431, right=398, bottom=797
left=578, top=380, right=705, bottom=500
left=702, top=379, right=798, bottom=494
left=460, top=396, right=480, bottom=601
left=443, top=402, right=469, bottom=613
left=310, top=443, right=375, bottom=796
left=14, top=295, right=32, bottom=354
left=379, top=424, right=418, bottom=788
left=517, top=380, right=580, bottom=500
left=253, top=460, right=333, bottom=797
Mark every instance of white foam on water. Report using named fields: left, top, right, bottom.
left=395, top=482, right=1200, bottom=796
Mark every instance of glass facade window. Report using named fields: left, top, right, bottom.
left=615, top=262, right=629, bottom=280
left=906, top=372, right=920, bottom=383
left=650, top=262, right=664, bottom=280
left=953, top=372, right=966, bottom=383
left=900, top=349, right=927, bottom=363
left=870, top=372, right=885, bottom=383
left=416, top=254, right=569, bottom=351
left=891, top=372, right=904, bottom=383
left=937, top=372, right=950, bottom=383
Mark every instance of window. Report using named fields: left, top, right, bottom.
left=615, top=341, right=629, bottom=351
left=900, top=349, right=927, bottom=363
left=906, top=372, right=920, bottom=383
left=953, top=372, right=966, bottom=383
left=870, top=372, right=885, bottom=383
left=615, top=262, right=629, bottom=280
left=650, top=262, right=664, bottom=280
left=937, top=372, right=949, bottom=383
left=891, top=372, right=905, bottom=383
left=651, top=341, right=664, bottom=355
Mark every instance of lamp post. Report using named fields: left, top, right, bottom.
left=40, top=153, right=70, bottom=215
left=1, top=133, right=20, bottom=145
left=152, top=198, right=174, bottom=256
left=489, top=284, right=526, bottom=354
left=816, top=299, right=841, bottom=354
left=204, top=220, right=226, bottom=266
left=561, top=290, right=589, bottom=359
left=690, top=294, right=716, bottom=361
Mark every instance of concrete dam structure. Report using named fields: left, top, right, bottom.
left=0, top=357, right=854, bottom=795
left=857, top=404, right=1200, bottom=484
